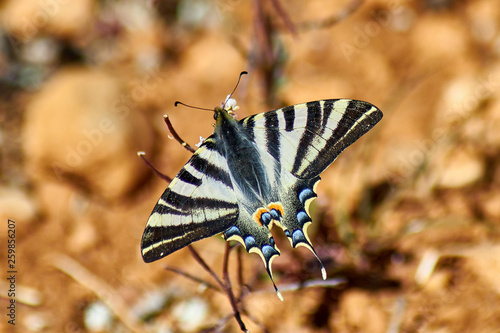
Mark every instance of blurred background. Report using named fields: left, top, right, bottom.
left=1, top=0, right=500, bottom=332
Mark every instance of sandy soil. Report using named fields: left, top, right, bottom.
left=1, top=0, right=500, bottom=332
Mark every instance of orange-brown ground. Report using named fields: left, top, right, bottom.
left=1, top=0, right=500, bottom=332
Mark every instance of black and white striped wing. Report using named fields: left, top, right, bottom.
left=235, top=99, right=382, bottom=276
left=241, top=99, right=383, bottom=180
left=141, top=137, right=239, bottom=263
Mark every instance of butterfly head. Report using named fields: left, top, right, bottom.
left=213, top=96, right=239, bottom=122
left=213, top=70, right=245, bottom=121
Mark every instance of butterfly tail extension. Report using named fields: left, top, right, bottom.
left=253, top=243, right=283, bottom=301
left=223, top=215, right=283, bottom=300
left=277, top=176, right=327, bottom=280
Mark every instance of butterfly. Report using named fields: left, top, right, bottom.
left=141, top=93, right=382, bottom=299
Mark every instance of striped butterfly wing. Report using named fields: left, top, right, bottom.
left=141, top=136, right=239, bottom=263
left=227, top=99, right=383, bottom=281
left=242, top=99, right=383, bottom=179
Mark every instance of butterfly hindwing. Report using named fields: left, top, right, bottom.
left=141, top=136, right=239, bottom=263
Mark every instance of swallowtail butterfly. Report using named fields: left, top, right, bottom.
left=141, top=91, right=382, bottom=299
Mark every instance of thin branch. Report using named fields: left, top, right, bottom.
left=163, top=265, right=221, bottom=292
left=269, top=0, right=296, bottom=35
left=51, top=254, right=148, bottom=333
left=241, top=308, right=270, bottom=333
left=163, top=115, right=196, bottom=153
left=237, top=245, right=245, bottom=298
left=296, top=0, right=365, bottom=31
left=187, top=245, right=225, bottom=290
left=137, top=152, right=172, bottom=183
left=198, top=313, right=233, bottom=333
left=188, top=244, right=248, bottom=332
left=274, top=277, right=347, bottom=294
left=222, top=242, right=247, bottom=332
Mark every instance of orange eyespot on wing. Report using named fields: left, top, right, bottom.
left=253, top=207, right=269, bottom=226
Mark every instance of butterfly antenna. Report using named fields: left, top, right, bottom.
left=223, top=71, right=248, bottom=109
left=174, top=101, right=213, bottom=112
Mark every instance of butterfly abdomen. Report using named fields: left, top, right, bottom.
left=216, top=109, right=276, bottom=212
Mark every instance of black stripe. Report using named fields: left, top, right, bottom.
left=332, top=100, right=368, bottom=139
left=291, top=101, right=321, bottom=174
left=152, top=201, right=189, bottom=216
left=300, top=100, right=382, bottom=177
left=142, top=225, right=191, bottom=248
left=265, top=111, right=279, bottom=130
left=321, top=100, right=334, bottom=134
left=142, top=205, right=238, bottom=257
left=189, top=152, right=232, bottom=187
left=177, top=169, right=202, bottom=186
left=155, top=184, right=238, bottom=215
left=282, top=106, right=295, bottom=132
left=166, top=189, right=238, bottom=210
left=242, top=114, right=256, bottom=141
left=205, top=162, right=232, bottom=187
left=189, top=155, right=208, bottom=174
left=145, top=210, right=232, bottom=244
left=265, top=111, right=281, bottom=172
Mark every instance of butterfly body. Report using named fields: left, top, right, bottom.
left=215, top=109, right=274, bottom=213
left=141, top=99, right=382, bottom=295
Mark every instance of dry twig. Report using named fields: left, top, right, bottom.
left=51, top=253, right=147, bottom=333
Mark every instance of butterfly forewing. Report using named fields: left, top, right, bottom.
left=141, top=136, right=239, bottom=263
left=241, top=99, right=382, bottom=179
